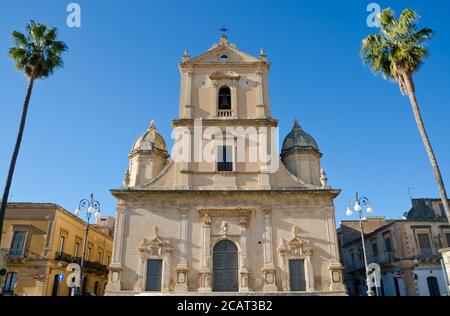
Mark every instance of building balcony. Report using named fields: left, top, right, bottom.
left=369, top=251, right=397, bottom=265
left=413, top=248, right=441, bottom=261
left=7, top=248, right=27, bottom=259
left=54, top=252, right=108, bottom=275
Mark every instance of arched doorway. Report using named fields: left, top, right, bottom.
left=213, top=240, right=238, bottom=292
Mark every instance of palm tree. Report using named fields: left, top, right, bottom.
left=0, top=21, right=67, bottom=244
left=361, top=8, right=450, bottom=221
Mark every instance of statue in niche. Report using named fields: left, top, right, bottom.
left=221, top=221, right=229, bottom=235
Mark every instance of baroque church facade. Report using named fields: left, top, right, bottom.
left=105, top=34, right=346, bottom=295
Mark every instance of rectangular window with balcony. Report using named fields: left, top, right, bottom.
left=98, top=249, right=103, bottom=263
left=74, top=242, right=80, bottom=258
left=371, top=242, right=378, bottom=258
left=217, top=145, right=233, bottom=172
left=58, top=236, right=65, bottom=254
left=417, top=233, right=433, bottom=257
left=9, top=230, right=27, bottom=258
left=384, top=237, right=393, bottom=253
left=87, top=247, right=92, bottom=261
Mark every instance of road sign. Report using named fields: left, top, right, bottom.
left=58, top=273, right=65, bottom=282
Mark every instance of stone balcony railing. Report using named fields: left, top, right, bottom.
left=217, top=110, right=232, bottom=117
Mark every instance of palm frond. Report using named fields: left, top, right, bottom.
left=360, top=8, right=433, bottom=92
left=9, top=20, right=68, bottom=79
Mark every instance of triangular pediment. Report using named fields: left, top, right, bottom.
left=185, top=42, right=260, bottom=65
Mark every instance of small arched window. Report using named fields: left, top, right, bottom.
left=218, top=86, right=231, bottom=110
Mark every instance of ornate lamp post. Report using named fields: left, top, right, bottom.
left=346, top=192, right=375, bottom=296
left=74, top=193, right=101, bottom=296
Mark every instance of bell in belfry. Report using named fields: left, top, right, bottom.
left=218, top=87, right=231, bottom=109
left=219, top=95, right=230, bottom=108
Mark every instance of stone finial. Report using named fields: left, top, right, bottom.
left=292, top=226, right=300, bottom=238
left=293, top=118, right=301, bottom=129
left=122, top=169, right=130, bottom=188
left=149, top=120, right=156, bottom=131
left=320, top=168, right=329, bottom=188
left=182, top=49, right=190, bottom=62
left=259, top=48, right=267, bottom=61
left=152, top=226, right=159, bottom=239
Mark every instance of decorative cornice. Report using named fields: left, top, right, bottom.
left=111, top=188, right=341, bottom=199
left=172, top=118, right=279, bottom=127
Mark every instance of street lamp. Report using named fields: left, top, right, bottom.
left=346, top=192, right=375, bottom=296
left=74, top=193, right=101, bottom=296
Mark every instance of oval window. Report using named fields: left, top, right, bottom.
left=219, top=54, right=229, bottom=62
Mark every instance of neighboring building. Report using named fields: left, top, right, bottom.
left=439, top=247, right=450, bottom=293
left=338, top=198, right=450, bottom=296
left=105, top=34, right=346, bottom=295
left=0, top=203, right=114, bottom=296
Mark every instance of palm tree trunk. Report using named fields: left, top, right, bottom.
left=402, top=72, right=450, bottom=222
left=0, top=77, right=35, bottom=244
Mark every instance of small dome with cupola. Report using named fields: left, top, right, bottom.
left=131, top=120, right=167, bottom=153
left=281, top=119, right=319, bottom=155
left=281, top=119, right=322, bottom=186
left=126, top=120, right=169, bottom=188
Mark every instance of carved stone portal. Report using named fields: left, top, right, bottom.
left=137, top=227, right=174, bottom=292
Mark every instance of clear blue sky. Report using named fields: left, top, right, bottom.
left=0, top=1, right=449, bottom=225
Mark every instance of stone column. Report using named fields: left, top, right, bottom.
left=305, top=251, right=315, bottom=292
left=256, top=70, right=265, bottom=118
left=105, top=204, right=126, bottom=293
left=138, top=252, right=146, bottom=291
left=258, top=128, right=271, bottom=189
left=198, top=213, right=212, bottom=292
left=262, top=209, right=278, bottom=292
left=211, top=81, right=219, bottom=117
left=239, top=215, right=250, bottom=292
left=162, top=251, right=172, bottom=292
left=230, top=82, right=238, bottom=118
left=184, top=70, right=194, bottom=118
left=325, top=207, right=345, bottom=292
left=175, top=208, right=189, bottom=292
